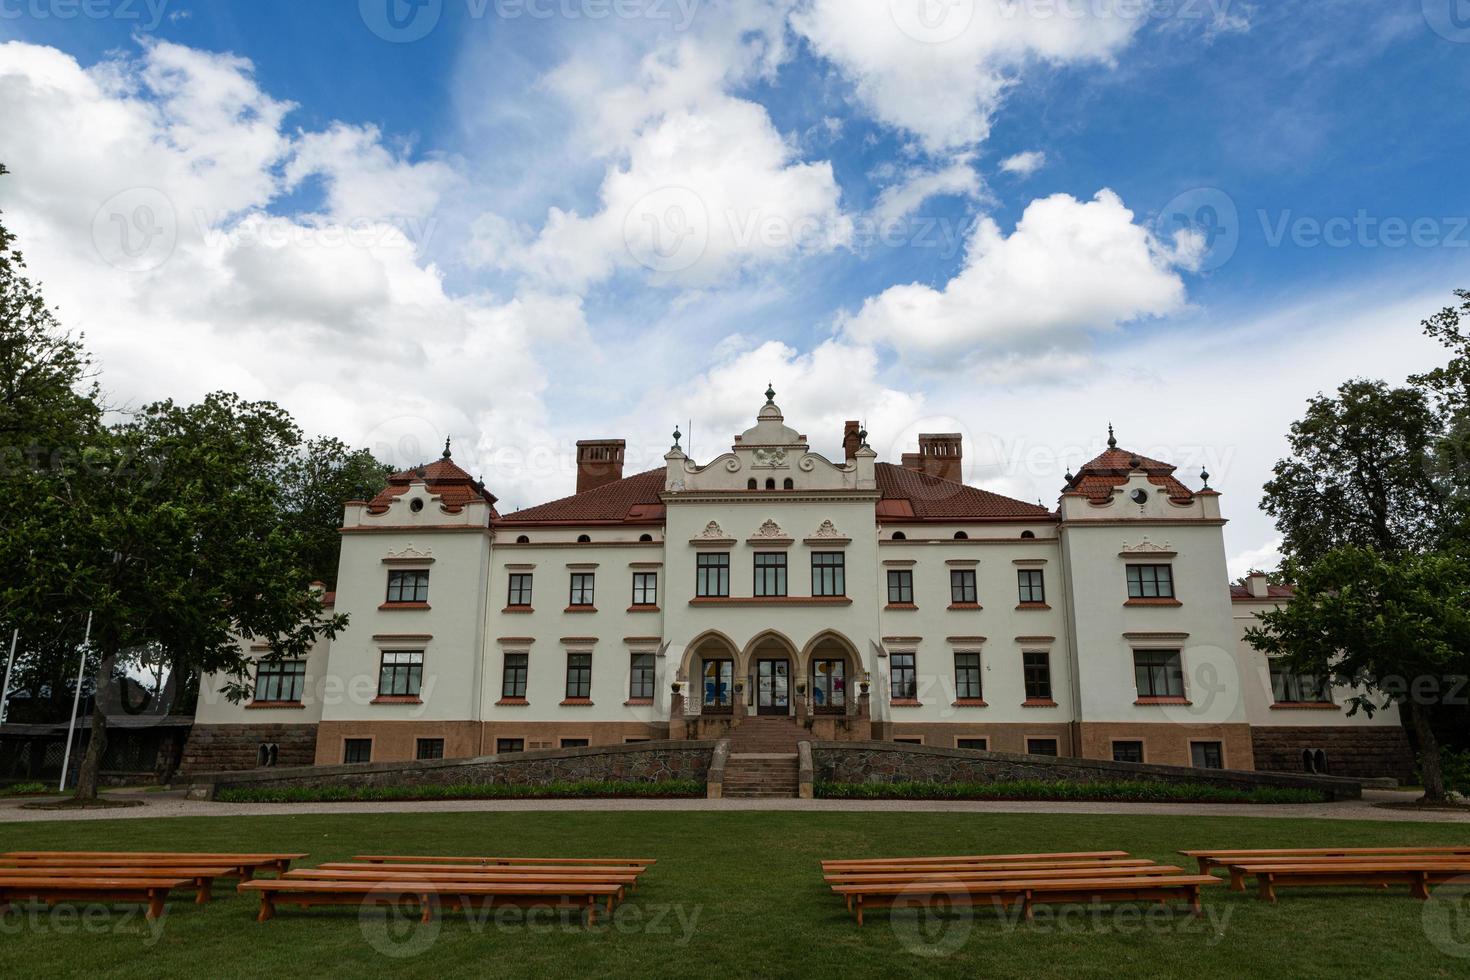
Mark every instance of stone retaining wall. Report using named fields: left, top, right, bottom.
left=187, top=739, right=716, bottom=800
left=179, top=723, right=319, bottom=773
left=1251, top=726, right=1413, bottom=782
left=812, top=741, right=1362, bottom=800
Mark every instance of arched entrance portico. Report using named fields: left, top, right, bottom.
left=799, top=631, right=863, bottom=717
left=681, top=631, right=739, bottom=716
left=743, top=632, right=799, bottom=716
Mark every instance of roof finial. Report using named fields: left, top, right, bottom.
left=764, top=382, right=776, bottom=404
left=442, top=435, right=452, bottom=459
left=1106, top=422, right=1117, bottom=449
left=858, top=422, right=868, bottom=447
left=1200, top=466, right=1211, bottom=489
left=671, top=425, right=682, bottom=450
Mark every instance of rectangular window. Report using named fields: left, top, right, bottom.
left=343, top=739, right=372, bottom=764
left=696, top=553, right=730, bottom=597
left=565, top=652, right=592, bottom=699
left=1026, top=738, right=1059, bottom=757
left=957, top=738, right=988, bottom=751
left=1017, top=569, right=1046, bottom=604
left=1133, top=650, right=1185, bottom=699
left=568, top=572, right=595, bottom=607
left=950, top=569, right=977, bottom=604
left=501, top=652, right=528, bottom=700
left=507, top=573, right=533, bottom=607
left=253, top=660, right=306, bottom=703
left=1112, top=741, right=1144, bottom=764
left=1126, top=564, right=1175, bottom=599
left=496, top=738, right=524, bottom=754
left=954, top=652, right=983, bottom=700
left=754, top=552, right=787, bottom=597
left=385, top=569, right=430, bottom=603
left=629, top=653, right=655, bottom=700
left=811, top=552, right=846, bottom=597
left=886, top=569, right=914, bottom=604
left=1269, top=661, right=1332, bottom=703
left=890, top=652, right=917, bottom=701
left=1023, top=652, right=1053, bottom=701
left=378, top=651, right=423, bottom=697
left=1191, top=741, right=1224, bottom=769
left=415, top=738, right=445, bottom=761
left=560, top=738, right=590, bottom=748
left=631, top=572, right=658, bottom=606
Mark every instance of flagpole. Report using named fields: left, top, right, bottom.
left=0, top=629, right=17, bottom=726
left=59, top=613, right=92, bottom=792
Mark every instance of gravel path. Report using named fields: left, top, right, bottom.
left=1, top=788, right=1464, bottom=824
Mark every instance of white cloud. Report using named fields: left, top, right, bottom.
left=840, top=189, right=1192, bottom=365
left=792, top=0, right=1144, bottom=151
left=1229, top=537, right=1283, bottom=581
left=870, top=158, right=982, bottom=226
left=998, top=150, right=1046, bottom=177
left=0, top=39, right=566, bottom=506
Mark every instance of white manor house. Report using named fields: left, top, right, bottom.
left=186, top=389, right=1412, bottom=779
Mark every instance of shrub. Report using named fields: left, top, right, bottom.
left=813, top=779, right=1327, bottom=805
left=0, top=781, right=50, bottom=797
left=215, top=779, right=705, bottom=804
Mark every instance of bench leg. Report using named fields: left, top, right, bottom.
left=419, top=894, right=436, bottom=925
left=1189, top=886, right=1202, bottom=917
left=1256, top=874, right=1276, bottom=904
left=195, top=878, right=212, bottom=905
left=1229, top=869, right=1246, bottom=892
left=1411, top=872, right=1430, bottom=901
left=1022, top=893, right=1034, bottom=923
left=257, top=893, right=275, bottom=923
left=146, top=890, right=165, bottom=922
left=855, top=896, right=864, bottom=927
left=1196, top=858, right=1211, bottom=874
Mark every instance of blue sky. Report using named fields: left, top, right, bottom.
left=2, top=1, right=1467, bottom=573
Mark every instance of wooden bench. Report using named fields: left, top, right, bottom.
left=831, top=875, right=1220, bottom=926
left=1224, top=860, right=1470, bottom=902
left=826, top=864, right=1187, bottom=886
left=824, top=858, right=1156, bottom=876
left=238, top=878, right=624, bottom=924
left=0, top=853, right=304, bottom=878
left=1216, top=855, right=1470, bottom=892
left=316, top=863, right=647, bottom=891
left=287, top=869, right=639, bottom=902
left=0, top=866, right=232, bottom=904
left=1179, top=847, right=1470, bottom=875
left=353, top=855, right=655, bottom=868
left=0, top=876, right=190, bottom=920
left=822, top=851, right=1130, bottom=870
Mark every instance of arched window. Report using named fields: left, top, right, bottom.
left=639, top=533, right=653, bottom=542
left=267, top=743, right=278, bottom=766
left=576, top=534, right=591, bottom=543
left=747, top=478, right=757, bottom=490
left=783, top=478, right=794, bottom=490
left=1020, top=530, right=1036, bottom=539
left=516, top=535, right=530, bottom=544
left=765, top=478, right=776, bottom=490
left=953, top=531, right=968, bottom=540
left=892, top=531, right=906, bottom=540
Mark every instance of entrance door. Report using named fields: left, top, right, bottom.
left=701, top=658, right=734, bottom=714
left=812, top=659, right=846, bottom=714
left=756, top=659, right=790, bottom=715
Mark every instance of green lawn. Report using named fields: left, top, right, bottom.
left=0, top=810, right=1467, bottom=979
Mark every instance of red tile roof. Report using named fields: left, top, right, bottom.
left=366, top=457, right=499, bottom=516
left=1064, top=447, right=1194, bottom=504
left=498, top=468, right=667, bottom=525
left=875, top=463, right=1054, bottom=522
left=1230, top=583, right=1296, bottom=601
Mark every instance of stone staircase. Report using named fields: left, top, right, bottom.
left=721, top=717, right=803, bottom=798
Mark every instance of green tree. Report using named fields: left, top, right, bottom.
left=1246, top=547, right=1470, bottom=801
left=1411, top=289, right=1470, bottom=549
left=1261, top=379, right=1447, bottom=564
left=279, top=437, right=390, bottom=587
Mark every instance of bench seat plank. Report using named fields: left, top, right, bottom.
left=822, top=851, right=1130, bottom=869
left=825, top=858, right=1154, bottom=875
left=1179, top=847, right=1470, bottom=874
left=832, top=875, right=1220, bottom=926
left=0, top=856, right=286, bottom=879
left=353, top=855, right=654, bottom=867
left=0, top=877, right=189, bottom=920
left=827, top=865, right=1185, bottom=886
left=238, top=878, right=623, bottom=924
left=286, top=869, right=637, bottom=899
left=0, top=866, right=231, bottom=904
left=1224, top=861, right=1470, bottom=901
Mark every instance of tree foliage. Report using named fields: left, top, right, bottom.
left=1246, top=547, right=1470, bottom=800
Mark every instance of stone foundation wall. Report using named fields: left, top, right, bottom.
left=179, top=723, right=319, bottom=773
left=189, top=739, right=715, bottom=799
left=1251, top=726, right=1414, bottom=781
left=811, top=740, right=1362, bottom=800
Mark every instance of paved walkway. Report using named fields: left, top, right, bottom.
left=1, top=788, right=1465, bottom=824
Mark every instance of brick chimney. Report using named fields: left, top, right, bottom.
left=842, top=420, right=862, bottom=462
left=901, top=433, right=963, bottom=483
left=575, top=439, right=625, bottom=494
